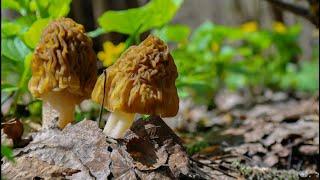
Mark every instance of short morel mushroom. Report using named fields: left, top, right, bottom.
left=92, top=35, right=179, bottom=139
left=28, top=18, right=97, bottom=129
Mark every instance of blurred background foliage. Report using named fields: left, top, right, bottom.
left=1, top=0, right=319, bottom=160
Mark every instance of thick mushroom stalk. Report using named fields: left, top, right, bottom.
left=28, top=18, right=97, bottom=129
left=91, top=35, right=179, bottom=139
left=103, top=111, right=135, bottom=138
left=42, top=91, right=78, bottom=129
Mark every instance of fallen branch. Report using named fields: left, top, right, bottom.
left=265, top=0, right=319, bottom=27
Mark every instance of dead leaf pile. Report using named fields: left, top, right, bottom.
left=2, top=117, right=208, bottom=179
left=165, top=90, right=318, bottom=173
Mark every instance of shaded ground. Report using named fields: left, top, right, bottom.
left=1, top=90, right=319, bottom=179
left=165, top=90, right=319, bottom=176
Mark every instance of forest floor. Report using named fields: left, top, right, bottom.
left=165, top=89, right=319, bottom=179
left=2, top=89, right=319, bottom=179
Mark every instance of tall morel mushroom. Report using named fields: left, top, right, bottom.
left=28, top=18, right=97, bottom=129
left=92, top=35, right=179, bottom=139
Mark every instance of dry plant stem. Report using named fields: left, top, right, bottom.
left=42, top=91, right=77, bottom=129
left=103, top=111, right=135, bottom=139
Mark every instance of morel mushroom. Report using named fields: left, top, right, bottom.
left=28, top=18, right=97, bottom=129
left=92, top=35, right=179, bottom=139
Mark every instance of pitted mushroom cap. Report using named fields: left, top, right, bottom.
left=28, top=18, right=97, bottom=102
left=92, top=35, right=179, bottom=117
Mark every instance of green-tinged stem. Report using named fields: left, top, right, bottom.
left=103, top=111, right=135, bottom=139
left=42, top=91, right=77, bottom=129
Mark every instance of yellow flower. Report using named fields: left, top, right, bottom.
left=272, top=22, right=287, bottom=33
left=97, top=41, right=125, bottom=67
left=241, top=21, right=258, bottom=33
left=211, top=42, right=220, bottom=52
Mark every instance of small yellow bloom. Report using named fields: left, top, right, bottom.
left=272, top=22, right=287, bottom=33
left=97, top=41, right=125, bottom=67
left=241, top=21, right=258, bottom=33
left=211, top=42, right=220, bottom=52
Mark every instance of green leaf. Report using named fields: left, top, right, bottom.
left=48, top=0, right=72, bottom=18
left=30, top=0, right=50, bottom=18
left=295, top=60, right=319, bottom=92
left=1, top=37, right=31, bottom=62
left=189, top=21, right=215, bottom=51
left=1, top=145, right=15, bottom=162
left=152, top=24, right=190, bottom=43
left=141, top=114, right=150, bottom=120
left=19, top=52, right=33, bottom=90
left=16, top=15, right=37, bottom=28
left=1, top=21, right=22, bottom=37
left=1, top=0, right=28, bottom=15
left=98, top=0, right=183, bottom=35
left=87, top=28, right=106, bottom=38
left=28, top=100, right=42, bottom=116
left=23, top=18, right=50, bottom=48
left=1, top=0, right=21, bottom=12
left=1, top=83, right=18, bottom=93
left=225, top=73, right=247, bottom=90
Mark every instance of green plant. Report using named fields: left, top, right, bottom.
left=1, top=144, right=14, bottom=162
left=90, top=0, right=183, bottom=47
left=1, top=0, right=183, bottom=122
left=155, top=21, right=318, bottom=104
left=1, top=0, right=72, bottom=116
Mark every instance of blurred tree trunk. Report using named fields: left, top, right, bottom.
left=270, top=4, right=284, bottom=22
left=69, top=0, right=141, bottom=52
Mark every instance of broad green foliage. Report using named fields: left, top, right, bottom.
left=1, top=0, right=318, bottom=122
left=157, top=21, right=318, bottom=103
left=1, top=0, right=72, bottom=113
left=153, top=24, right=190, bottom=43
left=98, top=0, right=183, bottom=35
left=1, top=37, right=30, bottom=62
left=23, top=18, right=50, bottom=48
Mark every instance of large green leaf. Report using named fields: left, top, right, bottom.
left=29, top=0, right=49, bottom=18
left=48, top=0, right=72, bottom=18
left=152, top=24, right=190, bottom=43
left=1, top=37, right=31, bottom=62
left=1, top=0, right=29, bottom=15
left=98, top=0, right=183, bottom=35
left=1, top=0, right=21, bottom=12
left=23, top=18, right=50, bottom=48
left=1, top=21, right=22, bottom=38
left=19, top=52, right=33, bottom=90
left=1, top=83, right=19, bottom=93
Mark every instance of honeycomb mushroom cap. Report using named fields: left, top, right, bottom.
left=28, top=18, right=97, bottom=103
left=92, top=35, right=179, bottom=117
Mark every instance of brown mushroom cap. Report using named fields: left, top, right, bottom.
left=28, top=18, right=97, bottom=103
left=92, top=35, right=179, bottom=117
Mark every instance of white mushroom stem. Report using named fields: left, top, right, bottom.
left=103, top=111, right=135, bottom=139
left=42, top=91, right=78, bottom=129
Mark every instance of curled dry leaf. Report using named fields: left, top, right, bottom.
left=1, top=118, right=23, bottom=141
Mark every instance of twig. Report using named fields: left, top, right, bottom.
left=190, top=158, right=237, bottom=179
left=1, top=92, right=15, bottom=106
left=98, top=70, right=107, bottom=129
left=264, top=0, right=318, bottom=27
left=287, top=139, right=293, bottom=170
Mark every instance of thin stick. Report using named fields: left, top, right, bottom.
left=190, top=158, right=237, bottom=179
left=98, top=70, right=107, bottom=129
left=264, top=0, right=318, bottom=27
left=1, top=92, right=15, bottom=106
